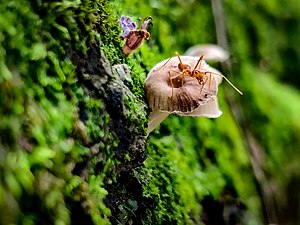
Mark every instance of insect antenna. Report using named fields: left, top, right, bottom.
left=158, top=51, right=182, bottom=71
left=206, top=71, right=243, bottom=95
left=158, top=55, right=173, bottom=71
left=192, top=54, right=204, bottom=72
left=159, top=51, right=190, bottom=72
left=175, top=51, right=184, bottom=65
left=175, top=51, right=191, bottom=71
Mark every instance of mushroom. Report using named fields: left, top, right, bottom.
left=184, top=44, right=229, bottom=62
left=145, top=55, right=223, bottom=134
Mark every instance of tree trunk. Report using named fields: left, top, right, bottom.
left=1, top=0, right=300, bottom=225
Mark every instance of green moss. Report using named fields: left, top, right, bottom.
left=0, top=0, right=117, bottom=224
left=2, top=0, right=300, bottom=224
left=123, top=94, right=148, bottom=132
left=142, top=112, right=260, bottom=224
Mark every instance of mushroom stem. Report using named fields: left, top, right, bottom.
left=147, top=111, right=169, bottom=135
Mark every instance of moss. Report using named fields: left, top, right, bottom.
left=0, top=0, right=116, bottom=224
left=141, top=111, right=260, bottom=224
left=2, top=0, right=300, bottom=224
left=123, top=94, right=148, bottom=132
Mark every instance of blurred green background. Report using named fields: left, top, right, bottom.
left=115, top=0, right=300, bottom=224
left=1, top=0, right=300, bottom=224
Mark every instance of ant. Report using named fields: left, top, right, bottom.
left=160, top=52, right=243, bottom=96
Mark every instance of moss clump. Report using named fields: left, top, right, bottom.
left=0, top=0, right=120, bottom=224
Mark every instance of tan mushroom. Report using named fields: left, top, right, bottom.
left=145, top=55, right=223, bottom=134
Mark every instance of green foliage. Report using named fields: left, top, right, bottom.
left=0, top=0, right=115, bottom=224
left=2, top=0, right=300, bottom=224
left=142, top=112, right=261, bottom=224
left=112, top=0, right=300, bottom=224
left=241, top=64, right=300, bottom=187
left=224, top=0, right=300, bottom=86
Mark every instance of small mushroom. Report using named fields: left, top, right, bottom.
left=145, top=55, right=223, bottom=134
left=184, top=44, right=229, bottom=62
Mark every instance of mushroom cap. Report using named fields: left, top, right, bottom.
left=145, top=56, right=222, bottom=114
left=184, top=44, right=229, bottom=62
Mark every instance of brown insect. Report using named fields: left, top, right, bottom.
left=160, top=52, right=243, bottom=95
left=119, top=16, right=152, bottom=56
left=145, top=57, right=224, bottom=134
left=145, top=56, right=217, bottom=114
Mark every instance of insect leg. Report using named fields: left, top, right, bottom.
left=199, top=76, right=208, bottom=94
left=143, top=31, right=150, bottom=40
left=168, top=69, right=185, bottom=85
left=208, top=72, right=212, bottom=90
left=168, top=70, right=174, bottom=107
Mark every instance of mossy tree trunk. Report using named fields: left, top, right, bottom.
left=1, top=0, right=300, bottom=225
